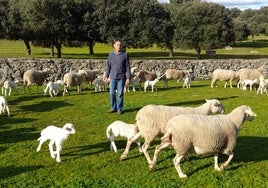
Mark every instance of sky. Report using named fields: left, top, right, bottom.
left=157, top=0, right=268, bottom=10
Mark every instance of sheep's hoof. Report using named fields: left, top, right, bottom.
left=149, top=163, right=155, bottom=170
left=179, top=174, right=188, bottom=178
left=56, top=159, right=61, bottom=162
left=120, top=154, right=126, bottom=161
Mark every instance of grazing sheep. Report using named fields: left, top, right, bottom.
left=0, top=96, right=10, bottom=117
left=242, top=79, right=258, bottom=91
left=44, top=80, right=64, bottom=97
left=183, top=74, right=191, bottom=88
left=144, top=77, right=160, bottom=92
left=150, top=105, right=256, bottom=178
left=36, top=123, right=75, bottom=162
left=125, top=75, right=140, bottom=92
left=2, top=79, right=18, bottom=96
left=237, top=67, right=265, bottom=89
left=62, top=71, right=87, bottom=96
left=211, top=69, right=239, bottom=88
left=136, top=70, right=157, bottom=89
left=163, top=69, right=189, bottom=88
left=120, top=99, right=224, bottom=164
left=106, top=120, right=142, bottom=153
left=93, top=79, right=106, bottom=92
left=23, top=68, right=50, bottom=94
left=78, top=69, right=100, bottom=88
left=257, top=76, right=268, bottom=94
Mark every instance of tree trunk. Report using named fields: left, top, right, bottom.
left=23, top=39, right=31, bottom=55
left=196, top=47, right=201, bottom=59
left=50, top=45, right=55, bottom=57
left=56, top=43, right=61, bottom=58
left=168, top=45, right=174, bottom=57
left=88, top=41, right=95, bottom=55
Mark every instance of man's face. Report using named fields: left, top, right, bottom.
left=114, top=41, right=122, bottom=53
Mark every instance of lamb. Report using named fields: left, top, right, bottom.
left=23, top=68, right=50, bottom=94
left=242, top=79, right=258, bottom=91
left=237, top=67, right=265, bottom=89
left=44, top=80, right=64, bottom=97
left=0, top=96, right=10, bottom=117
left=2, top=79, right=18, bottom=96
left=106, top=120, right=142, bottom=153
left=136, top=70, right=157, bottom=89
left=163, top=69, right=189, bottom=88
left=150, top=105, right=256, bottom=178
left=78, top=69, right=100, bottom=88
left=257, top=76, right=268, bottom=94
left=125, top=75, right=140, bottom=92
left=120, top=99, right=224, bottom=164
left=36, top=123, right=75, bottom=162
left=62, top=71, right=87, bottom=96
left=144, top=77, right=160, bottom=92
left=210, top=69, right=239, bottom=88
left=93, top=78, right=106, bottom=92
left=183, top=74, right=191, bottom=88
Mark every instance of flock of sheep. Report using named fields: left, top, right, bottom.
left=0, top=65, right=264, bottom=178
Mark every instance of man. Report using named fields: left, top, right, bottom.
left=104, top=39, right=131, bottom=114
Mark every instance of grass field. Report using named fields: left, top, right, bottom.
left=0, top=36, right=268, bottom=59
left=0, top=80, right=267, bottom=187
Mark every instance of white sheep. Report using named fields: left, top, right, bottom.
left=93, top=78, right=106, bottom=92
left=237, top=67, right=265, bottom=89
left=211, top=69, right=239, bottom=88
left=120, top=99, right=224, bottom=164
left=44, top=80, right=64, bottom=97
left=136, top=70, right=157, bottom=90
left=144, top=77, right=160, bottom=92
left=257, top=76, right=268, bottom=94
left=150, top=105, right=256, bottom=178
left=242, top=79, right=258, bottom=91
left=125, top=75, right=140, bottom=92
left=106, top=120, right=142, bottom=153
left=183, top=74, right=191, bottom=88
left=62, top=71, right=87, bottom=96
left=78, top=69, right=100, bottom=88
left=36, top=123, right=75, bottom=162
left=163, top=69, right=189, bottom=88
left=23, top=68, right=50, bottom=94
left=0, top=96, right=10, bottom=117
left=2, top=79, right=18, bottom=96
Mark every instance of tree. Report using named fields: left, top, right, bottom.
left=171, top=0, right=234, bottom=58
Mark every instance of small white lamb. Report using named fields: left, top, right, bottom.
left=183, top=75, right=191, bottom=88
left=2, top=79, right=18, bottom=96
left=94, top=79, right=106, bottom=92
left=144, top=77, right=160, bottom=92
left=106, top=120, right=142, bottom=153
left=36, top=123, right=75, bottom=162
left=44, top=80, right=64, bottom=97
left=125, top=75, right=140, bottom=92
left=0, top=96, right=10, bottom=117
left=242, top=79, right=258, bottom=91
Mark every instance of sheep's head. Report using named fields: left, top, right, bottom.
left=63, top=123, right=76, bottom=134
left=206, top=99, right=224, bottom=114
left=244, top=106, right=257, bottom=121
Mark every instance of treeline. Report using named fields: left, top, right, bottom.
left=0, top=0, right=267, bottom=58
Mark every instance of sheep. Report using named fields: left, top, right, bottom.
left=125, top=75, right=140, bottom=92
left=93, top=78, right=106, bottom=92
left=62, top=71, right=87, bottom=96
left=120, top=99, right=225, bottom=164
left=150, top=105, right=256, bottom=178
left=210, top=69, right=239, bottom=89
left=44, top=80, right=64, bottom=97
left=162, top=69, right=189, bottom=88
left=2, top=79, right=18, bottom=96
left=144, top=77, right=160, bottom=92
left=78, top=69, right=100, bottom=88
left=237, top=67, right=265, bottom=89
left=136, top=70, right=157, bottom=89
left=23, top=68, right=50, bottom=94
left=106, top=120, right=142, bottom=153
left=257, top=76, right=268, bottom=94
left=36, top=123, right=75, bottom=162
left=183, top=74, right=191, bottom=88
left=242, top=79, right=258, bottom=91
left=0, top=96, right=10, bottom=117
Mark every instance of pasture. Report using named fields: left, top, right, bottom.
left=0, top=80, right=267, bottom=187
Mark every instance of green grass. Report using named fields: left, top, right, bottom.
left=0, top=80, right=267, bottom=187
left=1, top=36, right=268, bottom=59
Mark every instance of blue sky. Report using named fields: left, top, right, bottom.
left=157, top=0, right=268, bottom=10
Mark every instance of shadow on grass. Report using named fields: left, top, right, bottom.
left=0, top=127, right=39, bottom=144
left=0, top=165, right=44, bottom=180
left=0, top=117, right=37, bottom=126
left=20, top=100, right=73, bottom=112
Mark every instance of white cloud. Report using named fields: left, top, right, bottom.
left=204, top=0, right=268, bottom=10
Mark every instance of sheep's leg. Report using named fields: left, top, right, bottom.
left=224, top=82, right=228, bottom=88
left=220, top=152, right=234, bottom=170
left=229, top=80, right=233, bottom=89
left=36, top=139, right=47, bottom=152
left=150, top=141, right=171, bottom=170
left=214, top=153, right=221, bottom=171
left=142, top=142, right=152, bottom=164
left=174, top=154, right=187, bottom=178
left=120, top=132, right=141, bottom=161
left=109, top=135, right=117, bottom=152
left=55, top=144, right=62, bottom=162
left=135, top=139, right=142, bottom=153
left=49, top=141, right=56, bottom=158
left=8, top=88, right=12, bottom=96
